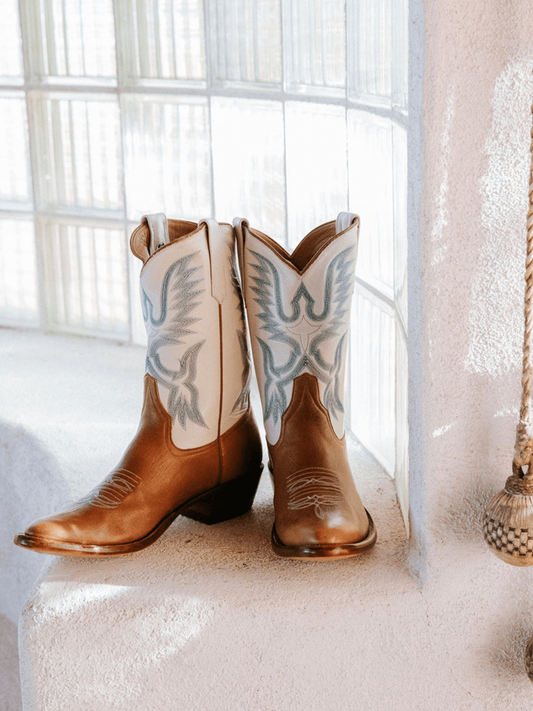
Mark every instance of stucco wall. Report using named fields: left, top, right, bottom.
left=408, top=0, right=533, bottom=691
left=411, top=0, right=533, bottom=571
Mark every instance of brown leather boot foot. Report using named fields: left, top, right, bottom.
left=14, top=377, right=263, bottom=558
left=14, top=215, right=263, bottom=557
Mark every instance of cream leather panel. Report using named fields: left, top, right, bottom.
left=140, top=218, right=251, bottom=448
left=140, top=226, right=221, bottom=449
left=239, top=217, right=359, bottom=445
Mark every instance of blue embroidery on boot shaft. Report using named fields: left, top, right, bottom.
left=248, top=246, right=355, bottom=427
left=142, top=253, right=207, bottom=430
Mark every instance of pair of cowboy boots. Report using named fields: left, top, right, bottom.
left=14, top=213, right=376, bottom=560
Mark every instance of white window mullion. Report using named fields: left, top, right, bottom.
left=75, top=0, right=86, bottom=76
left=16, top=0, right=48, bottom=331
left=113, top=7, right=135, bottom=346
left=135, top=0, right=150, bottom=78
left=44, top=0, right=59, bottom=76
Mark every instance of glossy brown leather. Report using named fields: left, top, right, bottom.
left=16, top=375, right=263, bottom=553
left=269, top=373, right=370, bottom=548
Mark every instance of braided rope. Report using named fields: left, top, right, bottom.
left=513, top=103, right=533, bottom=471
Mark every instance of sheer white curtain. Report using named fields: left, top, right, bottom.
left=0, top=0, right=408, bottom=527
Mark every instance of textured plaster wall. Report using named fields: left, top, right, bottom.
left=414, top=0, right=533, bottom=560
left=408, top=0, right=533, bottom=687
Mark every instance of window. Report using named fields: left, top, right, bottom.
left=0, top=0, right=408, bottom=528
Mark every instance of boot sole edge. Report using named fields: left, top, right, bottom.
left=271, top=509, right=377, bottom=560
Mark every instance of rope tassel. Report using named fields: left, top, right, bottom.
left=513, top=107, right=533, bottom=471
left=483, top=102, right=533, bottom=575
left=514, top=420, right=533, bottom=470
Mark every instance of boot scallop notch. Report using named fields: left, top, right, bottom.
left=235, top=213, right=376, bottom=560
left=15, top=215, right=263, bottom=557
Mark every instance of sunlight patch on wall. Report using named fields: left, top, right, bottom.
left=494, top=406, right=519, bottom=419
left=432, top=422, right=455, bottom=438
left=465, top=61, right=533, bottom=377
left=430, top=86, right=455, bottom=266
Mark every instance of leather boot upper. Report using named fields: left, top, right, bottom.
left=17, top=216, right=263, bottom=553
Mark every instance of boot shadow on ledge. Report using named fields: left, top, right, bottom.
left=0, top=613, right=22, bottom=711
left=0, top=418, right=69, bottom=621
left=0, top=419, right=69, bottom=711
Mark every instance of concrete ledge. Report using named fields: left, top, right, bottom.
left=19, top=462, right=411, bottom=711
left=2, top=329, right=533, bottom=710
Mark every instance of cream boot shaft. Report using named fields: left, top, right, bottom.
left=135, top=214, right=253, bottom=447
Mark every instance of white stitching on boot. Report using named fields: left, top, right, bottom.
left=286, top=467, right=344, bottom=520
left=83, top=470, right=142, bottom=509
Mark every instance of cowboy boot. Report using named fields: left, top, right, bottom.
left=235, top=212, right=376, bottom=560
left=15, top=214, right=263, bottom=557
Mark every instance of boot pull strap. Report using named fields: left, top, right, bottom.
left=142, top=213, right=170, bottom=255
left=335, top=212, right=359, bottom=235
left=199, top=218, right=227, bottom=304
left=233, top=217, right=249, bottom=293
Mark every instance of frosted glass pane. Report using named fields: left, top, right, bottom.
left=30, top=93, right=123, bottom=215
left=283, top=0, right=345, bottom=97
left=0, top=95, right=32, bottom=208
left=393, top=122, right=407, bottom=326
left=348, top=110, right=393, bottom=294
left=116, top=0, right=205, bottom=85
left=395, top=324, right=409, bottom=529
left=207, top=0, right=281, bottom=87
left=211, top=97, right=285, bottom=237
left=122, top=95, right=211, bottom=221
left=392, top=0, right=408, bottom=111
left=23, top=0, right=116, bottom=82
left=286, top=102, right=347, bottom=248
left=0, top=218, right=39, bottom=326
left=42, top=220, right=129, bottom=337
left=350, top=289, right=395, bottom=474
left=347, top=0, right=391, bottom=107
left=0, top=0, right=24, bottom=82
